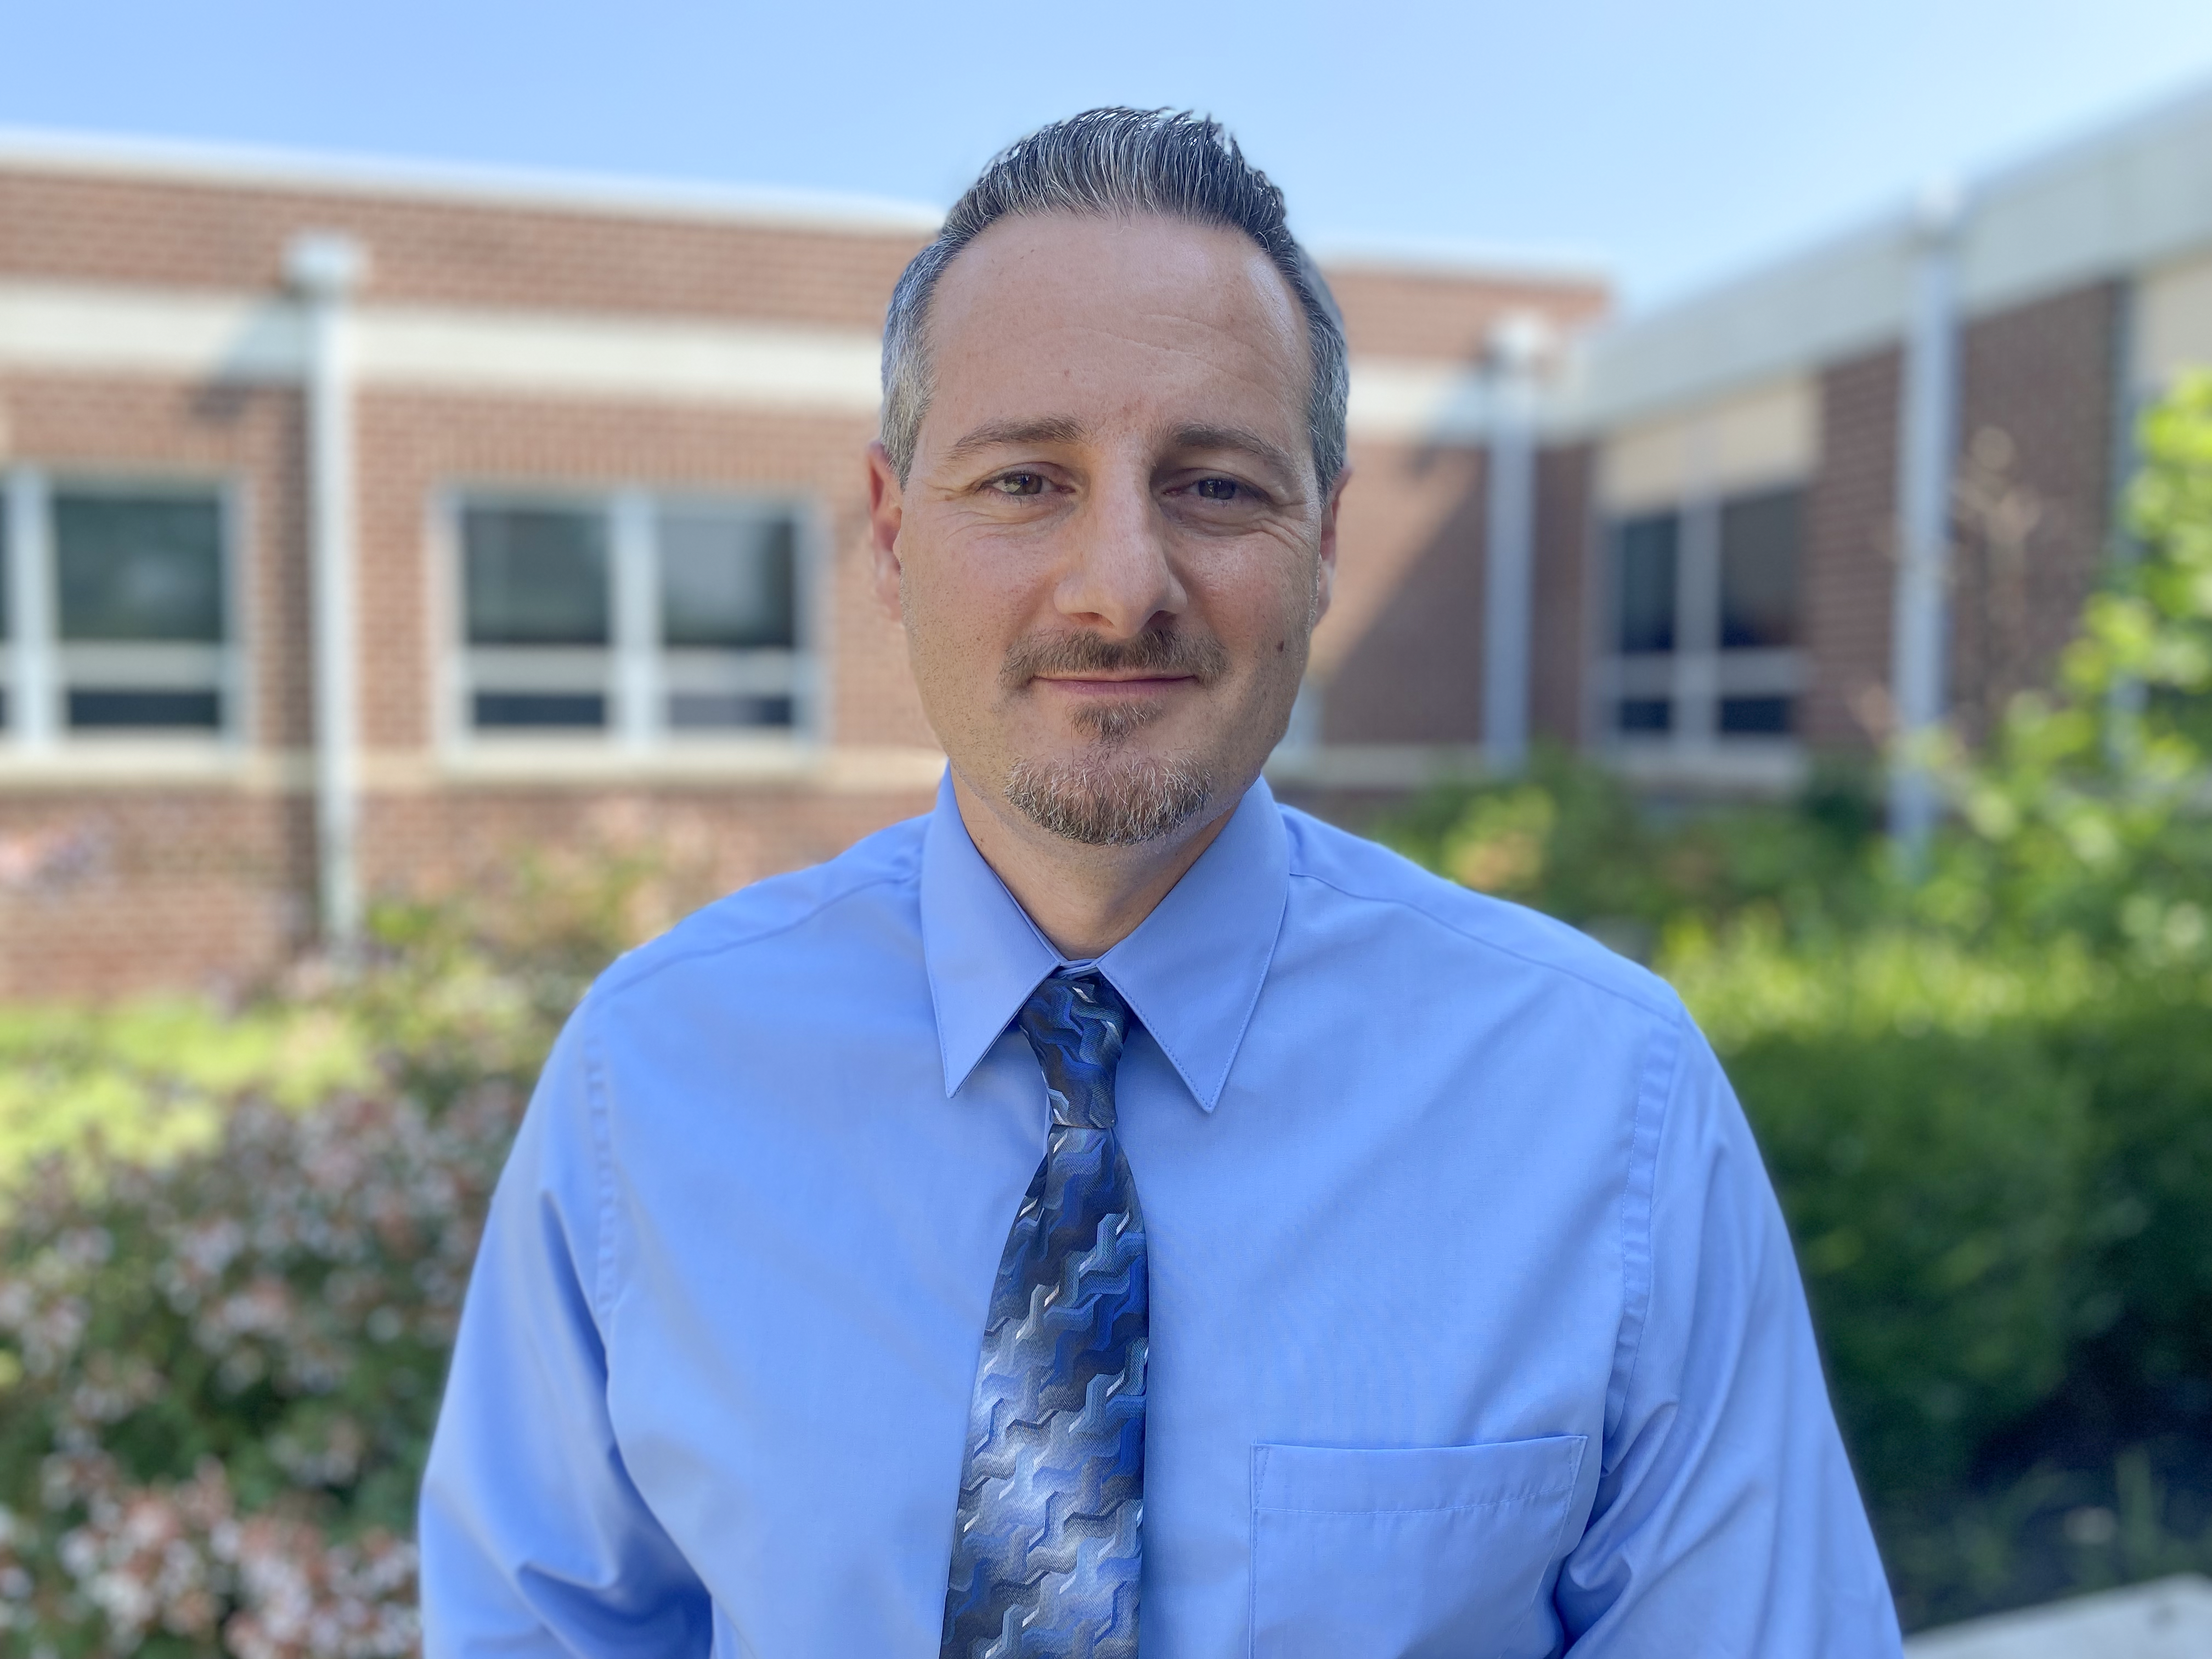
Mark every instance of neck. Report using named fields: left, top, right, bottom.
left=949, top=767, right=1241, bottom=960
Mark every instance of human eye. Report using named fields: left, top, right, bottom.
left=986, top=471, right=1049, bottom=498
left=1192, top=476, right=1243, bottom=502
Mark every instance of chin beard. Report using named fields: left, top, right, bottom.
left=1003, top=749, right=1214, bottom=847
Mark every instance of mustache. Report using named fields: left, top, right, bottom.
left=1000, top=626, right=1230, bottom=691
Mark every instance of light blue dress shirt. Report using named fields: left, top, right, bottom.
left=421, top=775, right=1903, bottom=1657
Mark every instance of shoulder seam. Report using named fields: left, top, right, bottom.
left=1284, top=865, right=1675, bottom=1020
left=595, top=856, right=918, bottom=1003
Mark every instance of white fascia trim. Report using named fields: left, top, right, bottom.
left=1310, top=233, right=1611, bottom=287
left=1557, top=221, right=1914, bottom=433
left=1561, top=75, right=2212, bottom=436
left=0, top=281, right=307, bottom=379
left=357, top=306, right=885, bottom=410
left=1346, top=357, right=1493, bottom=443
left=0, top=279, right=888, bottom=410
left=1959, top=82, right=2212, bottom=317
left=0, top=277, right=1492, bottom=438
left=0, top=124, right=944, bottom=236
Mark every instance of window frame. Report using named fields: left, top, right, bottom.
left=1, top=466, right=251, bottom=759
left=1591, top=481, right=1808, bottom=764
left=433, top=483, right=825, bottom=765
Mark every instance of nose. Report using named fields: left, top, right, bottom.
left=1052, top=459, right=1187, bottom=638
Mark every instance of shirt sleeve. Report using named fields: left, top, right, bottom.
left=418, top=1001, right=712, bottom=1658
left=1553, top=1011, right=1903, bottom=1657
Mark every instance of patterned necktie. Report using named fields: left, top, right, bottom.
left=942, top=970, right=1148, bottom=1659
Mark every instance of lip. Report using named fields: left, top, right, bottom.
left=1030, top=674, right=1199, bottom=695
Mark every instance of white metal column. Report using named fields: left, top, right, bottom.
left=1889, top=184, right=1965, bottom=855
left=287, top=231, right=368, bottom=952
left=5, top=468, right=57, bottom=750
left=1482, top=313, right=1545, bottom=772
left=612, top=489, right=660, bottom=753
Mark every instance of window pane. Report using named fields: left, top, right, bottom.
left=55, top=492, right=225, bottom=642
left=472, top=691, right=607, bottom=729
left=1616, top=514, right=1677, bottom=654
left=668, top=692, right=794, bottom=730
left=659, top=509, right=797, bottom=648
left=1719, top=695, right=1795, bottom=736
left=69, top=689, right=222, bottom=729
left=463, top=505, right=609, bottom=645
left=1719, top=488, right=1803, bottom=650
left=1617, top=697, right=1672, bottom=733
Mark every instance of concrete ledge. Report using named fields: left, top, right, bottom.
left=1905, top=1575, right=2212, bottom=1658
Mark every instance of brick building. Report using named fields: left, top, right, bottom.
left=7, top=82, right=2212, bottom=998
left=1543, top=80, right=2212, bottom=808
left=0, top=130, right=1605, bottom=996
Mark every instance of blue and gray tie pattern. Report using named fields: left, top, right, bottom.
left=943, top=972, right=1147, bottom=1659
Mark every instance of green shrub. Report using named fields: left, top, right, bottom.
left=1725, top=1025, right=2089, bottom=1503
left=1377, top=749, right=1885, bottom=950
left=2052, top=991, right=2212, bottom=1398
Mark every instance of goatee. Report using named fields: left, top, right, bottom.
left=999, top=625, right=1225, bottom=845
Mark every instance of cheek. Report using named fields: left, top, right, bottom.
left=904, top=544, right=1026, bottom=684
left=1200, top=548, right=1319, bottom=653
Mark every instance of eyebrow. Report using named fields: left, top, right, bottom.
left=1168, top=423, right=1303, bottom=486
left=939, top=414, right=1307, bottom=489
left=941, top=415, right=1090, bottom=466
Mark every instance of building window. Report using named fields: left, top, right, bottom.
left=1601, top=485, right=1804, bottom=747
left=462, top=503, right=612, bottom=731
left=1616, top=512, right=1679, bottom=656
left=452, top=492, right=808, bottom=745
left=2, top=472, right=237, bottom=747
left=1718, top=489, right=1801, bottom=650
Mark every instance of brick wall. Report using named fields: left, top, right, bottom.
left=1315, top=444, right=1487, bottom=744
left=1802, top=347, right=1903, bottom=749
left=0, top=791, right=309, bottom=999
left=360, top=784, right=934, bottom=912
left=1531, top=443, right=1594, bottom=747
left=1326, top=265, right=1608, bottom=360
left=0, top=156, right=1605, bottom=998
left=1794, top=283, right=2119, bottom=755
left=1950, top=282, right=2120, bottom=741
left=0, top=170, right=930, bottom=328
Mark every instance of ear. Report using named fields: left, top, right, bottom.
left=865, top=442, right=906, bottom=624
left=1312, top=464, right=1350, bottom=623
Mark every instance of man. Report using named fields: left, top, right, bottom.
left=421, top=109, right=1901, bottom=1656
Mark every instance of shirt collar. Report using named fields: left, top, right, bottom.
left=920, top=769, right=1289, bottom=1111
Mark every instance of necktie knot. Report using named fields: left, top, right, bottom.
left=1017, top=972, right=1131, bottom=1130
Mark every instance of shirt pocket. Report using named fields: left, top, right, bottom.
left=1249, top=1435, right=1587, bottom=1659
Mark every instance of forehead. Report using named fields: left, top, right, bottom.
left=919, top=213, right=1311, bottom=453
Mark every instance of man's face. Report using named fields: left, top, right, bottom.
left=869, top=212, right=1340, bottom=848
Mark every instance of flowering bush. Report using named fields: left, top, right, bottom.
left=0, top=1084, right=522, bottom=1656
left=0, top=837, right=678, bottom=1656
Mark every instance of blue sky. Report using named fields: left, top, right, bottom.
left=7, top=0, right=2212, bottom=308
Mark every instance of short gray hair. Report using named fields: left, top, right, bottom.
left=880, top=108, right=1348, bottom=493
